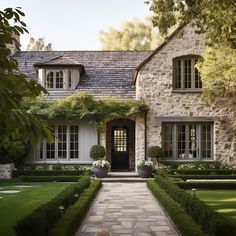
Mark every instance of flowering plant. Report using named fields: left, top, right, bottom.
left=92, top=159, right=111, bottom=168
left=137, top=160, right=154, bottom=169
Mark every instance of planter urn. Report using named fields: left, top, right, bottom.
left=137, top=167, right=153, bottom=178
left=92, top=167, right=108, bottom=178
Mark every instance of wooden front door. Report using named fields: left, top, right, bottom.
left=111, top=126, right=129, bottom=170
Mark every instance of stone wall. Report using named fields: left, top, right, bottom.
left=0, top=163, right=15, bottom=179
left=136, top=23, right=236, bottom=166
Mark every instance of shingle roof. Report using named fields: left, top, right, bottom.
left=34, top=55, right=82, bottom=66
left=14, top=51, right=151, bottom=99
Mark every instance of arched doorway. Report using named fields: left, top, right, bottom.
left=106, top=119, right=135, bottom=171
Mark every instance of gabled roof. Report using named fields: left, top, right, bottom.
left=14, top=50, right=151, bottom=99
left=132, top=23, right=186, bottom=85
left=33, top=55, right=82, bottom=67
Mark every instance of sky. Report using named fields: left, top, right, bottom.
left=1, top=0, right=150, bottom=50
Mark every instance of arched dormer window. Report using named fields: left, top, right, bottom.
left=173, top=56, right=202, bottom=91
left=46, top=70, right=64, bottom=89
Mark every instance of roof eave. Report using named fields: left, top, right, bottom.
left=132, top=22, right=187, bottom=85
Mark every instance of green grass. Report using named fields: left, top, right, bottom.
left=0, top=182, right=70, bottom=236
left=188, top=190, right=236, bottom=224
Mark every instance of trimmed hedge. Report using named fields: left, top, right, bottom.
left=19, top=176, right=82, bottom=182
left=147, top=180, right=206, bottom=236
left=14, top=175, right=91, bottom=236
left=13, top=170, right=89, bottom=177
left=168, top=169, right=236, bottom=175
left=177, top=181, right=236, bottom=190
left=155, top=175, right=236, bottom=236
left=172, top=175, right=236, bottom=180
left=50, top=180, right=102, bottom=236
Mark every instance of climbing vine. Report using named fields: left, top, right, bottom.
left=24, top=93, right=149, bottom=131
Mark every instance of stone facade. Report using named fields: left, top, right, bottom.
left=136, top=23, right=236, bottom=166
left=0, top=164, right=15, bottom=179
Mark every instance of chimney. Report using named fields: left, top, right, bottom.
left=8, top=32, right=21, bottom=55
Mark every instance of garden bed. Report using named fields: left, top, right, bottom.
left=187, top=190, right=236, bottom=225
left=14, top=175, right=91, bottom=236
left=153, top=174, right=236, bottom=236
left=0, top=182, right=70, bottom=236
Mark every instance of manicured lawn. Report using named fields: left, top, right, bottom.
left=0, top=182, right=70, bottom=236
left=188, top=190, right=236, bottom=224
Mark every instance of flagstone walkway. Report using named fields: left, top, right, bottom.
left=76, top=183, right=180, bottom=236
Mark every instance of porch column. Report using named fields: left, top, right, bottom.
left=135, top=115, right=146, bottom=171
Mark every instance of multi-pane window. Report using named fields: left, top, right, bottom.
left=113, top=128, right=128, bottom=152
left=42, top=125, right=79, bottom=160
left=162, top=123, right=213, bottom=160
left=46, top=72, right=54, bottom=89
left=173, top=57, right=202, bottom=90
left=70, top=125, right=79, bottom=158
left=68, top=70, right=72, bottom=89
left=56, top=71, right=64, bottom=88
left=46, top=70, right=64, bottom=89
left=58, top=125, right=67, bottom=158
left=46, top=126, right=55, bottom=159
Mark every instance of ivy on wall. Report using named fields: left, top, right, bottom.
left=24, top=93, right=149, bottom=131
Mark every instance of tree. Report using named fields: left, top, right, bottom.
left=0, top=7, right=52, bottom=163
left=149, top=0, right=236, bottom=48
left=149, top=0, right=236, bottom=113
left=196, top=46, right=236, bottom=102
left=99, top=17, right=163, bottom=50
left=26, top=37, right=52, bottom=51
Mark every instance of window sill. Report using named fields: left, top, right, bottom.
left=172, top=90, right=202, bottom=94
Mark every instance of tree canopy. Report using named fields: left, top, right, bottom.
left=149, top=0, right=236, bottom=107
left=26, top=37, right=52, bottom=51
left=149, top=0, right=236, bottom=48
left=99, top=17, right=162, bottom=50
left=0, top=7, right=52, bottom=162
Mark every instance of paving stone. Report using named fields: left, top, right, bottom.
left=76, top=183, right=179, bottom=235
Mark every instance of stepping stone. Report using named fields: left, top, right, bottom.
left=14, top=185, right=32, bottom=188
left=0, top=190, right=20, bottom=194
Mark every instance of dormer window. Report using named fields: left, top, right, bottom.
left=68, top=70, right=72, bottom=89
left=46, top=70, right=64, bottom=89
left=173, top=56, right=202, bottom=91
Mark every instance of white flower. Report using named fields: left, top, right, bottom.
left=92, top=159, right=111, bottom=168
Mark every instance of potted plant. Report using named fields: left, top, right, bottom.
left=146, top=146, right=163, bottom=168
left=92, top=159, right=111, bottom=178
left=90, top=145, right=106, bottom=160
left=90, top=145, right=110, bottom=178
left=137, top=160, right=154, bottom=178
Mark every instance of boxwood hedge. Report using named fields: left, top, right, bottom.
left=155, top=175, right=236, bottom=236
left=147, top=180, right=206, bottom=236
left=14, top=175, right=91, bottom=236
left=50, top=180, right=102, bottom=236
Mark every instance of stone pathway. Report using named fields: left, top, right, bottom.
left=76, top=183, right=180, bottom=236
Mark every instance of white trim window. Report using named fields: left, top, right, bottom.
left=46, top=70, right=64, bottom=89
left=162, top=123, right=213, bottom=160
left=40, top=125, right=79, bottom=160
left=173, top=56, right=202, bottom=90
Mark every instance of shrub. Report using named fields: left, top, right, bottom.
left=177, top=181, right=236, bottom=190
left=169, top=169, right=236, bottom=175
left=14, top=175, right=90, bottom=236
left=154, top=175, right=236, bottom=236
left=90, top=145, right=105, bottom=160
left=19, top=176, right=83, bottom=182
left=50, top=180, right=102, bottom=236
left=147, top=180, right=206, bottom=236
left=147, top=146, right=163, bottom=159
left=172, top=175, right=236, bottom=181
left=13, top=170, right=89, bottom=177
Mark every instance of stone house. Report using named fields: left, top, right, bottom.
left=14, top=23, right=236, bottom=170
